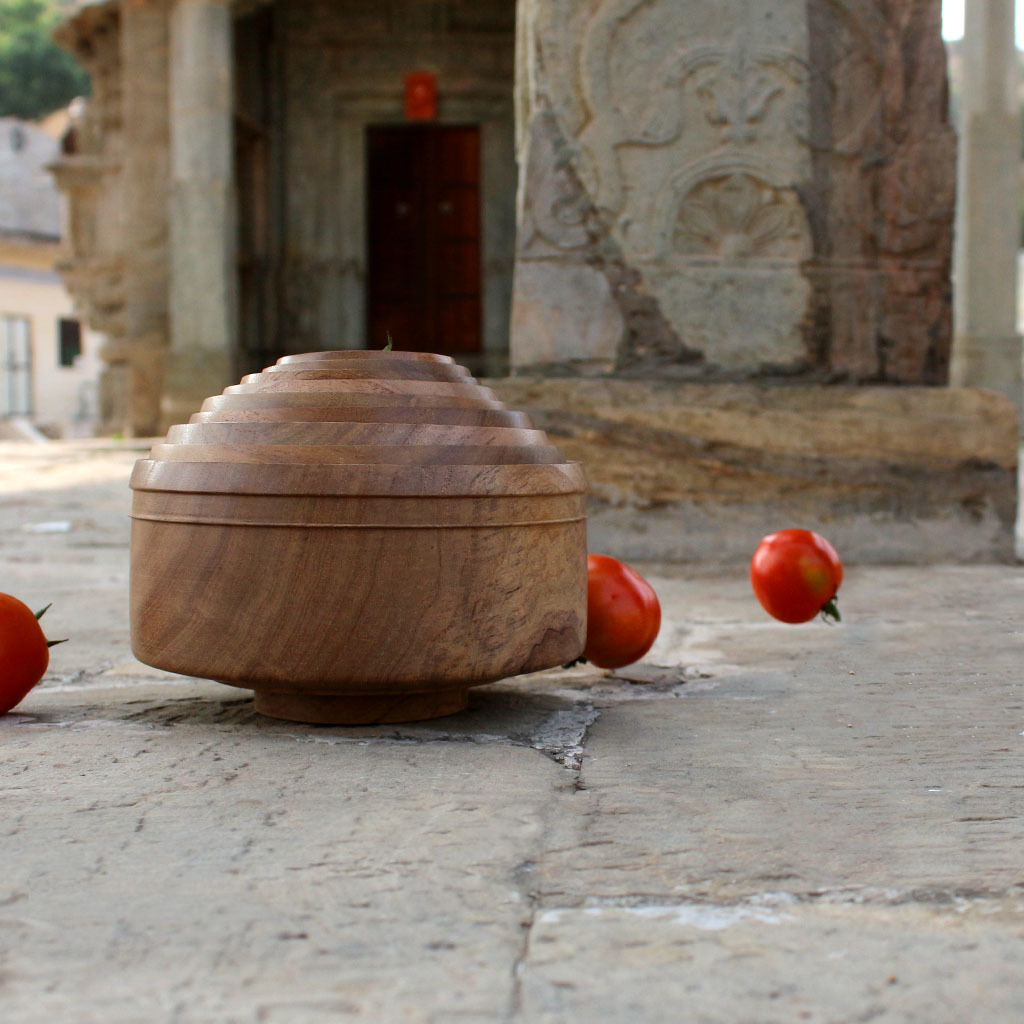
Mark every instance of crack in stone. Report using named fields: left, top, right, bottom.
left=286, top=700, right=602, bottom=773
left=527, top=703, right=601, bottom=771
left=796, top=884, right=1024, bottom=907
left=506, top=894, right=538, bottom=1021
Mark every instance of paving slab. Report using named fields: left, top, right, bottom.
left=2, top=441, right=1024, bottom=1023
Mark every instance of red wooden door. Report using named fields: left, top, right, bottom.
left=367, top=124, right=482, bottom=354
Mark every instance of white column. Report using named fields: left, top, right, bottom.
left=167, top=0, right=236, bottom=422
left=951, top=0, right=1021, bottom=408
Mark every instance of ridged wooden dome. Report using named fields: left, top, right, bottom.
left=130, top=350, right=587, bottom=725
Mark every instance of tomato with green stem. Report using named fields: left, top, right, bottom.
left=0, top=594, right=67, bottom=714
left=750, top=529, right=843, bottom=624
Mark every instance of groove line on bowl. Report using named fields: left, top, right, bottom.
left=129, top=513, right=587, bottom=529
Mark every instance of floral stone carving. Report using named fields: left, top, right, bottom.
left=673, top=172, right=809, bottom=263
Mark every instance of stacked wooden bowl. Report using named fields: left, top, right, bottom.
left=129, top=350, right=587, bottom=724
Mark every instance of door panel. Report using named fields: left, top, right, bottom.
left=234, top=3, right=281, bottom=376
left=367, top=125, right=482, bottom=355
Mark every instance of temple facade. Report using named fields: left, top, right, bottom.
left=50, top=0, right=1020, bottom=561
left=53, top=0, right=959, bottom=433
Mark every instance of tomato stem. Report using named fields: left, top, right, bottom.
left=820, top=596, right=841, bottom=623
left=34, top=603, right=51, bottom=621
left=384, top=331, right=393, bottom=351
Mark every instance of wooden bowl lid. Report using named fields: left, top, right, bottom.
left=166, top=422, right=549, bottom=447
left=254, top=362, right=473, bottom=382
left=275, top=350, right=456, bottom=365
left=148, top=443, right=565, bottom=465
left=189, top=406, right=534, bottom=427
left=200, top=392, right=508, bottom=411
left=134, top=350, right=584, bottom=499
left=131, top=459, right=587, bottom=497
left=224, top=378, right=497, bottom=399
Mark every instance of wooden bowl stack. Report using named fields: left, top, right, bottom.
left=129, top=350, right=587, bottom=724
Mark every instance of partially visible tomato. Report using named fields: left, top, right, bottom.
left=750, top=529, right=843, bottom=624
left=0, top=595, right=65, bottom=715
left=583, top=554, right=661, bottom=669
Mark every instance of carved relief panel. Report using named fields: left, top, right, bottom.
left=516, top=0, right=815, bottom=372
left=50, top=6, right=126, bottom=346
left=513, top=0, right=954, bottom=381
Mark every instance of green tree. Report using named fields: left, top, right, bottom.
left=0, top=0, right=89, bottom=120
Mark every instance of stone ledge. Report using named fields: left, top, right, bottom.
left=487, top=379, right=1019, bottom=564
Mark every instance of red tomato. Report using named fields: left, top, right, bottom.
left=583, top=554, right=662, bottom=669
left=0, top=594, right=63, bottom=714
left=750, top=529, right=843, bottom=624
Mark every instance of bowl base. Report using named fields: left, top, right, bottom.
left=252, top=687, right=470, bottom=725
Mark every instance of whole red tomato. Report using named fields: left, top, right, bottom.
left=0, top=594, right=65, bottom=714
left=750, top=529, right=843, bottom=624
left=583, top=554, right=661, bottom=669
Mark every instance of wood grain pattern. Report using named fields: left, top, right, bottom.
left=166, top=422, right=549, bottom=446
left=201, top=392, right=508, bottom=411
left=147, top=443, right=564, bottom=465
left=257, top=363, right=473, bottom=381
left=131, top=460, right=588, bottom=496
left=131, top=490, right=586, bottom=528
left=130, top=350, right=588, bottom=724
left=190, top=406, right=534, bottom=427
left=130, top=517, right=586, bottom=691
left=224, top=378, right=498, bottom=398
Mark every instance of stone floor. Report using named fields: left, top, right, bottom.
left=2, top=441, right=1024, bottom=1023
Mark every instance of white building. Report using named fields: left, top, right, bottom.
left=0, top=114, right=102, bottom=437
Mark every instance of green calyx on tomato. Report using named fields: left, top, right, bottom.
left=35, top=603, right=69, bottom=647
left=383, top=332, right=393, bottom=351
left=750, top=529, right=843, bottom=625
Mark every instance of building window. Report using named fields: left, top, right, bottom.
left=1, top=315, right=33, bottom=417
left=58, top=318, right=82, bottom=367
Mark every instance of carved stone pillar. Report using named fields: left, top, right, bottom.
left=120, top=0, right=170, bottom=436
left=511, top=0, right=956, bottom=383
left=51, top=3, right=129, bottom=435
left=167, top=0, right=236, bottom=425
left=950, top=0, right=1021, bottom=407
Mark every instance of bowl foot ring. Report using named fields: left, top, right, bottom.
left=252, top=687, right=470, bottom=725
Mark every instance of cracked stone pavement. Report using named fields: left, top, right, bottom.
left=2, top=441, right=1024, bottom=1023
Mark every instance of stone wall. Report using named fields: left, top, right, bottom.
left=511, top=0, right=956, bottom=383
left=0, top=118, right=62, bottom=238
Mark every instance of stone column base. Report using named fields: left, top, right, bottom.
left=161, top=346, right=235, bottom=430
left=97, top=341, right=166, bottom=438
left=487, top=378, right=1019, bottom=564
left=949, top=334, right=1022, bottom=411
